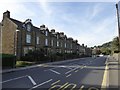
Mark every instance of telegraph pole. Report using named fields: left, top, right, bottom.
left=116, top=3, right=120, bottom=46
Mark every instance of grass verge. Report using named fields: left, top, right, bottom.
left=16, top=61, right=35, bottom=67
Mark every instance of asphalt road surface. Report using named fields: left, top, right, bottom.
left=2, top=56, right=107, bottom=90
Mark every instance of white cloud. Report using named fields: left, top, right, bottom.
left=38, top=0, right=52, bottom=17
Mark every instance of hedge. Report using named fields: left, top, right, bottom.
left=2, top=54, right=16, bottom=68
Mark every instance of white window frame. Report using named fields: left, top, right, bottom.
left=26, top=34, right=31, bottom=43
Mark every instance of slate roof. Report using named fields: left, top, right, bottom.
left=10, top=18, right=45, bottom=35
left=10, top=18, right=23, bottom=30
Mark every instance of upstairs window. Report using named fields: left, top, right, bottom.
left=71, top=44, right=72, bottom=49
left=26, top=34, right=31, bottom=43
left=57, top=41, right=59, bottom=47
left=45, top=38, right=48, bottom=46
left=61, top=42, right=63, bottom=47
left=51, top=39, right=53, bottom=46
left=57, top=35, right=59, bottom=39
left=65, top=43, right=66, bottom=48
left=45, top=31, right=48, bottom=36
left=27, top=24, right=31, bottom=31
left=37, top=36, right=40, bottom=44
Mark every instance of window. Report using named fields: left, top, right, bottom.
left=65, top=43, right=66, bottom=48
left=57, top=35, right=59, bottom=39
left=27, top=24, right=31, bottom=31
left=57, top=41, right=59, bottom=47
left=71, top=44, right=72, bottom=49
left=24, top=47, right=33, bottom=56
left=61, top=42, right=62, bottom=47
left=26, top=34, right=31, bottom=43
left=51, top=39, right=53, bottom=46
left=24, top=47, right=28, bottom=56
left=37, top=36, right=39, bottom=44
left=45, top=31, right=48, bottom=36
left=45, top=38, right=48, bottom=46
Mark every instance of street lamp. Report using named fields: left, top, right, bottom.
left=14, top=29, right=20, bottom=68
left=116, top=3, right=120, bottom=48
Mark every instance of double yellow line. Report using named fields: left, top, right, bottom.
left=101, top=63, right=109, bottom=89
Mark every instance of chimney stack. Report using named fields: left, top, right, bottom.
left=60, top=32, right=64, bottom=37
left=3, top=10, right=10, bottom=19
left=51, top=29, right=55, bottom=34
left=82, top=44, right=84, bottom=47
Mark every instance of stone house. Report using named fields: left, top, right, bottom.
left=1, top=10, right=92, bottom=60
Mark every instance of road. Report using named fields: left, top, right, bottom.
left=2, top=57, right=108, bottom=90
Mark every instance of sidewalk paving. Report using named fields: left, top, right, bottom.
left=107, top=56, right=120, bottom=89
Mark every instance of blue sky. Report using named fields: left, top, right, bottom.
left=0, top=0, right=118, bottom=47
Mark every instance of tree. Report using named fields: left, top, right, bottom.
left=111, top=37, right=120, bottom=53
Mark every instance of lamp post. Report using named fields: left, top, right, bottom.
left=14, top=29, right=20, bottom=68
left=116, top=3, right=120, bottom=48
left=116, top=3, right=120, bottom=64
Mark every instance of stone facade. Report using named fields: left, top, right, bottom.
left=1, top=10, right=92, bottom=59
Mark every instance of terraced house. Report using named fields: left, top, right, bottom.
left=1, top=11, right=91, bottom=61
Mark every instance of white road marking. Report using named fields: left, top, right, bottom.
left=75, top=70, right=79, bottom=72
left=79, top=85, right=84, bottom=90
left=28, top=76, right=37, bottom=85
left=66, top=74, right=71, bottom=77
left=1, top=75, right=28, bottom=83
left=29, top=79, right=53, bottom=90
left=88, top=87, right=99, bottom=90
left=50, top=69, right=60, bottom=75
left=51, top=80, right=60, bottom=86
left=65, top=67, right=79, bottom=74
left=81, top=67, right=83, bottom=69
left=63, top=67, right=72, bottom=69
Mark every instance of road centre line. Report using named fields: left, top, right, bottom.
left=51, top=80, right=60, bottom=86
left=66, top=74, right=71, bottom=77
left=1, top=75, right=28, bottom=83
left=28, top=79, right=53, bottom=90
left=28, top=76, right=37, bottom=85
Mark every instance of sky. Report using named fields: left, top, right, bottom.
left=0, top=0, right=119, bottom=47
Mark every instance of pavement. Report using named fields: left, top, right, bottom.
left=107, top=56, right=120, bottom=90
left=1, top=56, right=119, bottom=90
